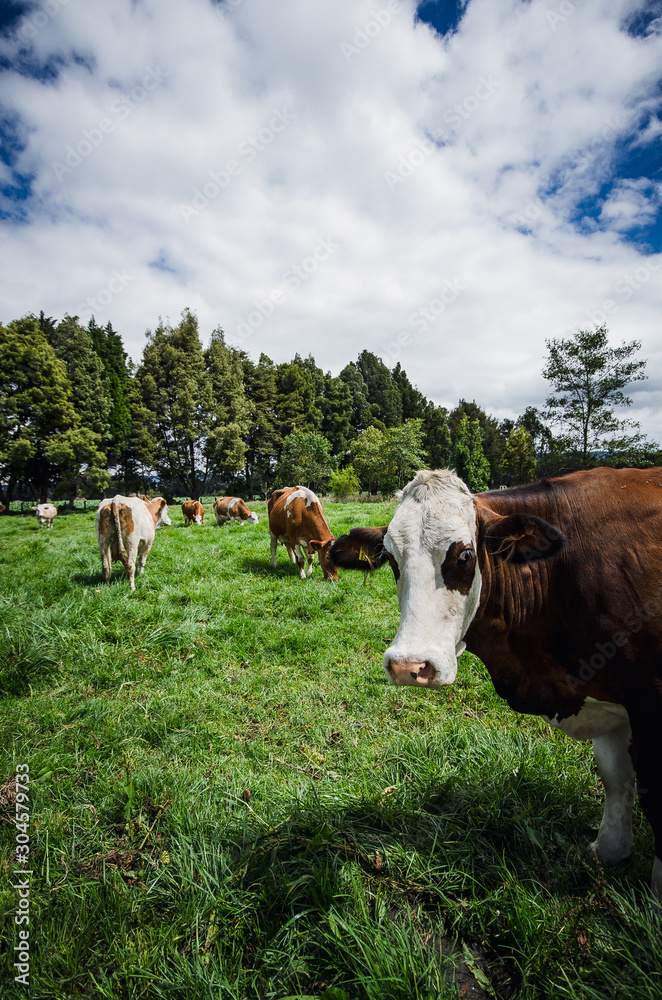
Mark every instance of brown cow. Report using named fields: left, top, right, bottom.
left=212, top=496, right=259, bottom=526
left=182, top=499, right=205, bottom=526
left=0, top=503, right=5, bottom=514
left=268, top=486, right=337, bottom=580
left=96, top=494, right=171, bottom=590
left=330, top=467, right=662, bottom=900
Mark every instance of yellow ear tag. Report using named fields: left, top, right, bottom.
left=358, top=547, right=365, bottom=562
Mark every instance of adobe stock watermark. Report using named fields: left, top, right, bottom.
left=379, top=277, right=467, bottom=365
left=17, top=0, right=71, bottom=43
left=585, top=256, right=662, bottom=327
left=75, top=269, right=134, bottom=318
left=565, top=584, right=662, bottom=695
left=385, top=76, right=502, bottom=190
left=179, top=107, right=296, bottom=223
left=51, top=66, right=168, bottom=182
left=232, top=237, right=339, bottom=344
left=544, top=0, right=586, bottom=30
left=339, top=1, right=404, bottom=62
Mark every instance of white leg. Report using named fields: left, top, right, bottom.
left=590, top=723, right=635, bottom=865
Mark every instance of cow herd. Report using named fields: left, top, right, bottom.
left=7, top=467, right=662, bottom=902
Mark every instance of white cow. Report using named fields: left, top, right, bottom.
left=95, top=494, right=171, bottom=591
left=33, top=503, right=58, bottom=528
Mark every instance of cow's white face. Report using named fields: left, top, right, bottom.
left=194, top=514, right=202, bottom=524
left=383, top=470, right=481, bottom=687
left=247, top=512, right=259, bottom=525
left=157, top=503, right=172, bottom=527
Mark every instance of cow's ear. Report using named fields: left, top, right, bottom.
left=478, top=509, right=564, bottom=564
left=308, top=539, right=326, bottom=553
left=330, top=526, right=389, bottom=571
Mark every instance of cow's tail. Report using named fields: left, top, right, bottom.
left=111, top=500, right=128, bottom=562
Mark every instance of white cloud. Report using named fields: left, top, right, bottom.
left=1, top=0, right=662, bottom=435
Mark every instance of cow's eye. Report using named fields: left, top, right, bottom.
left=457, top=548, right=475, bottom=564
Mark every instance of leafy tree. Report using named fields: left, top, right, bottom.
left=422, top=402, right=452, bottom=469
left=329, top=465, right=360, bottom=499
left=379, top=419, right=428, bottom=493
left=517, top=406, right=555, bottom=461
left=275, top=430, right=336, bottom=492
left=502, top=426, right=537, bottom=484
left=452, top=414, right=491, bottom=492
left=351, top=425, right=385, bottom=494
left=449, top=400, right=505, bottom=485
left=542, top=325, right=648, bottom=468
left=243, top=353, right=281, bottom=494
left=355, top=350, right=402, bottom=427
left=0, top=315, right=77, bottom=502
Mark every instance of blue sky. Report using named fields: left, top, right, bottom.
left=1, top=0, right=662, bottom=435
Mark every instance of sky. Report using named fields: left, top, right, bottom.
left=1, top=0, right=662, bottom=435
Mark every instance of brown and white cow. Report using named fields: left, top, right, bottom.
left=268, top=486, right=337, bottom=580
left=95, top=494, right=171, bottom=591
left=330, top=467, right=662, bottom=900
left=182, top=499, right=205, bottom=526
left=33, top=502, right=58, bottom=528
left=212, top=496, right=259, bottom=527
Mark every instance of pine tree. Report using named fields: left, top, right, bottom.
left=243, top=353, right=281, bottom=494
left=0, top=315, right=77, bottom=502
left=87, top=317, right=132, bottom=461
left=355, top=350, right=402, bottom=427
left=339, top=363, right=374, bottom=433
left=320, top=373, right=355, bottom=458
left=391, top=363, right=428, bottom=420
left=275, top=360, right=322, bottom=439
left=422, top=402, right=452, bottom=469
left=204, top=328, right=249, bottom=484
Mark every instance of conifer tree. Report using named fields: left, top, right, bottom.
left=0, top=315, right=77, bottom=502
left=243, top=353, right=281, bottom=494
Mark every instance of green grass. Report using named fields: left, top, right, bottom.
left=1, top=503, right=661, bottom=999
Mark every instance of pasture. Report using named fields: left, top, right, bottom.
left=0, top=501, right=660, bottom=999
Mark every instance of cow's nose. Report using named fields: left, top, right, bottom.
left=385, top=659, right=436, bottom=686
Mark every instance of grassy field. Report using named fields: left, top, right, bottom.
left=1, top=501, right=661, bottom=1000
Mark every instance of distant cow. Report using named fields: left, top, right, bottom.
left=182, top=500, right=205, bottom=526
left=0, top=503, right=5, bottom=514
left=212, top=496, right=258, bottom=526
left=95, top=494, right=171, bottom=591
left=331, top=467, right=662, bottom=900
left=33, top=503, right=57, bottom=528
left=268, top=486, right=337, bottom=580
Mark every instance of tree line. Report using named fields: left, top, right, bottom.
left=0, top=307, right=656, bottom=506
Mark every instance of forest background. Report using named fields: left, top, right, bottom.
left=0, top=307, right=657, bottom=507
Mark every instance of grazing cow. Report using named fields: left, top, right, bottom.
left=95, top=494, right=171, bottom=591
left=182, top=499, right=205, bottom=526
left=33, top=503, right=57, bottom=528
left=330, top=467, right=662, bottom=900
left=212, top=496, right=259, bottom=526
left=268, top=486, right=337, bottom=580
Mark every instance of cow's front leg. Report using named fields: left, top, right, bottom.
left=293, top=544, right=306, bottom=579
left=590, top=723, right=635, bottom=865
left=270, top=533, right=278, bottom=568
left=305, top=547, right=314, bottom=576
